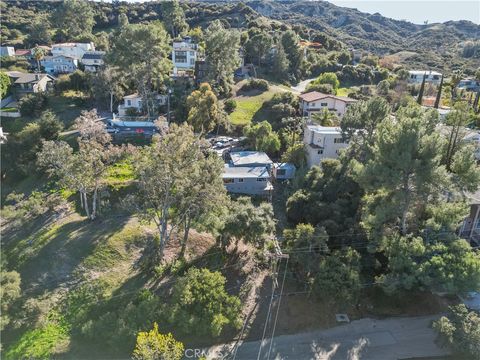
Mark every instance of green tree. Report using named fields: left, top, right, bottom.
left=271, top=42, right=290, bottom=81
left=132, top=323, right=184, bottom=360
left=186, top=82, right=220, bottom=135
left=434, top=75, right=444, bottom=109
left=92, top=65, right=125, bottom=113
left=355, top=105, right=444, bottom=236
left=169, top=268, right=241, bottom=337
left=38, top=110, right=63, bottom=140
left=245, top=32, right=273, bottom=66
left=18, top=93, right=48, bottom=117
left=341, top=96, right=390, bottom=160
left=417, top=73, right=426, bottom=104
left=131, top=124, right=224, bottom=264
left=313, top=248, right=361, bottom=305
left=281, top=143, right=306, bottom=168
left=37, top=110, right=115, bottom=220
left=0, top=71, right=11, bottom=99
left=281, top=30, right=303, bottom=81
left=108, top=21, right=171, bottom=115
left=52, top=0, right=94, bottom=41
left=433, top=305, right=480, bottom=360
left=443, top=102, right=472, bottom=171
left=31, top=46, right=46, bottom=72
left=243, top=121, right=281, bottom=155
left=162, top=0, right=188, bottom=38
left=221, top=197, right=275, bottom=249
left=308, top=72, right=340, bottom=93
left=311, top=108, right=339, bottom=126
left=204, top=20, right=241, bottom=96
left=27, top=19, right=51, bottom=47
left=0, top=270, right=21, bottom=330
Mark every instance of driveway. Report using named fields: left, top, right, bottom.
left=207, top=315, right=449, bottom=360
left=291, top=78, right=316, bottom=93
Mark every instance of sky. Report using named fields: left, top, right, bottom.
left=326, top=0, right=480, bottom=24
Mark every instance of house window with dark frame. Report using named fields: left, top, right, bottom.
left=175, top=51, right=187, bottom=63
left=223, top=178, right=234, bottom=184
left=334, top=138, right=345, bottom=144
left=237, top=178, right=244, bottom=182
left=321, top=102, right=328, bottom=107
left=256, top=178, right=267, bottom=182
left=276, top=169, right=286, bottom=176
left=317, top=149, right=324, bottom=154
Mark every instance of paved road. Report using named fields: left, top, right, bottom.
left=207, top=315, right=449, bottom=360
left=291, top=78, right=316, bottom=93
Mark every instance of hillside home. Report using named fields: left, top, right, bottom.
left=1, top=46, right=15, bottom=57
left=299, top=91, right=357, bottom=119
left=272, top=163, right=296, bottom=180
left=462, top=131, right=480, bottom=160
left=303, top=125, right=348, bottom=167
left=458, top=78, right=480, bottom=91
left=172, top=37, right=197, bottom=71
left=6, top=71, right=54, bottom=98
left=51, top=42, right=95, bottom=60
left=81, top=51, right=105, bottom=72
left=41, top=55, right=78, bottom=75
left=222, top=165, right=273, bottom=196
left=222, top=151, right=274, bottom=196
left=118, top=93, right=167, bottom=116
left=408, top=70, right=442, bottom=85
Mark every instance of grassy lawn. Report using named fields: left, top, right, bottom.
left=229, top=89, right=280, bottom=126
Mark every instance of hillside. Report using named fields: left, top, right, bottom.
left=246, top=0, right=480, bottom=71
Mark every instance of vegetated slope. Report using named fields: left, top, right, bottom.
left=246, top=0, right=480, bottom=70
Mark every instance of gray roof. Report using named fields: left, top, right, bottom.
left=230, top=151, right=273, bottom=167
left=222, top=165, right=270, bottom=178
left=82, top=51, right=105, bottom=60
left=13, top=73, right=53, bottom=84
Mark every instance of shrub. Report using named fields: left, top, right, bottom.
left=18, top=93, right=48, bottom=117
left=241, top=79, right=269, bottom=92
left=306, top=83, right=335, bottom=94
left=38, top=110, right=64, bottom=140
left=126, top=107, right=140, bottom=116
left=223, top=98, right=237, bottom=113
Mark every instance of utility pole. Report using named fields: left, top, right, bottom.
left=167, top=88, right=172, bottom=124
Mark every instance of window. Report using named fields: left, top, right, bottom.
left=317, top=149, right=324, bottom=154
left=127, top=100, right=131, bottom=106
left=256, top=178, right=267, bottom=182
left=276, top=169, right=286, bottom=176
left=238, top=178, right=244, bottom=183
left=223, top=178, right=234, bottom=184
left=432, top=75, right=440, bottom=80
left=321, top=102, right=328, bottom=107
left=175, top=51, right=187, bottom=63
left=190, top=58, right=195, bottom=65
left=189, top=51, right=195, bottom=56
left=334, top=138, right=345, bottom=144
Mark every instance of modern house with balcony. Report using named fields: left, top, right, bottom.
left=303, top=125, right=348, bottom=167
left=299, top=91, right=357, bottom=119
left=41, top=55, right=78, bottom=75
left=172, top=37, right=198, bottom=71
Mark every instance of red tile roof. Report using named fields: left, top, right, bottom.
left=15, top=49, right=31, bottom=56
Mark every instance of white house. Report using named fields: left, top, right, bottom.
left=222, top=165, right=273, bottom=196
left=303, top=125, right=348, bottom=167
left=51, top=42, right=95, bottom=60
left=299, top=91, right=357, bottom=119
left=0, top=46, right=15, bottom=57
left=408, top=70, right=442, bottom=85
left=41, top=55, right=78, bottom=75
left=118, top=93, right=167, bottom=116
left=229, top=151, right=273, bottom=168
left=81, top=51, right=105, bottom=72
left=172, top=37, right=197, bottom=70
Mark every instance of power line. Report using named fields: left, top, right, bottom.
left=266, top=257, right=289, bottom=360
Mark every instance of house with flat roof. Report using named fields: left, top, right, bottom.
left=222, top=165, right=273, bottom=196
left=81, top=51, right=105, bottom=72
left=172, top=37, right=197, bottom=71
left=229, top=151, right=273, bottom=168
left=299, top=91, right=357, bottom=119
left=303, top=125, right=348, bottom=167
left=408, top=70, right=442, bottom=85
left=51, top=42, right=95, bottom=60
